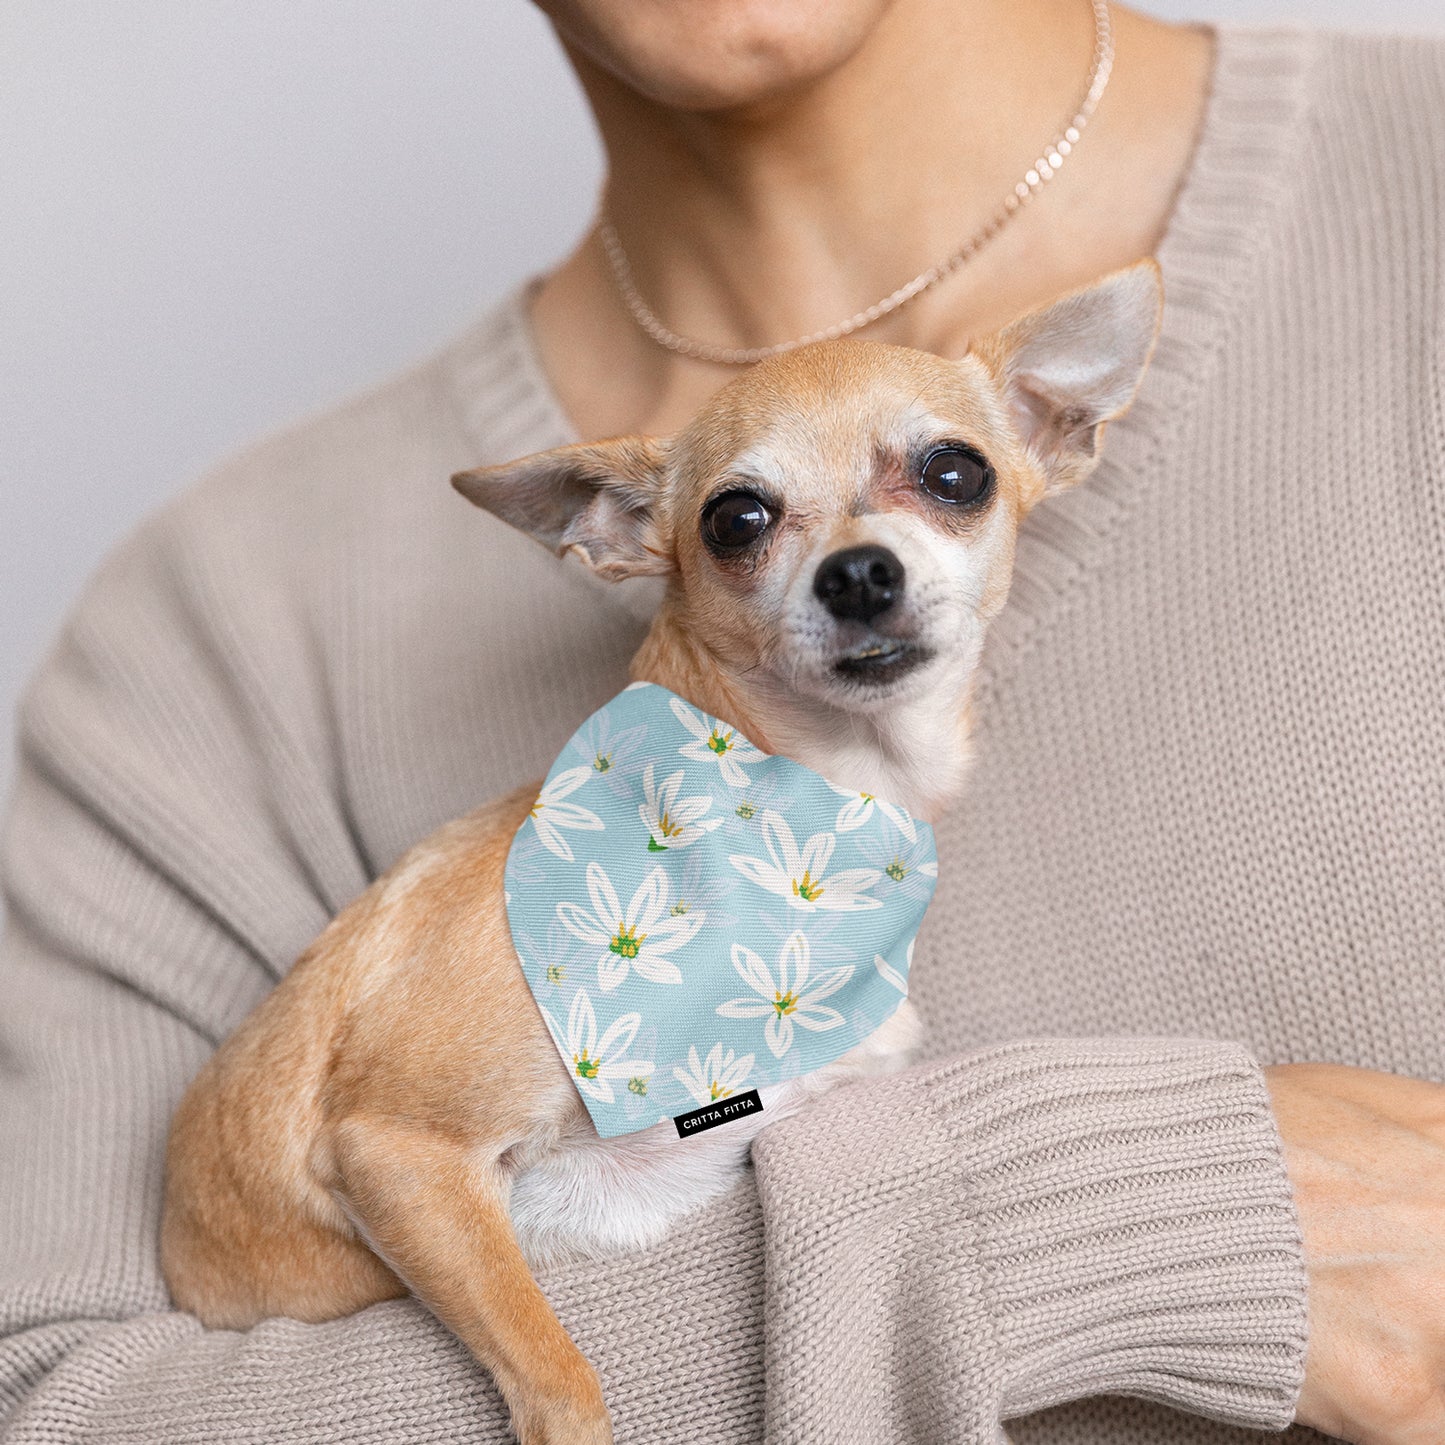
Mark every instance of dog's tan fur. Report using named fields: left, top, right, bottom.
left=162, top=262, right=1162, bottom=1445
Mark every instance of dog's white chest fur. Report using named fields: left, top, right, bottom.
left=507, top=1000, right=922, bottom=1267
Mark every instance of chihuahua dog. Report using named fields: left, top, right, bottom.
left=162, top=262, right=1161, bottom=1444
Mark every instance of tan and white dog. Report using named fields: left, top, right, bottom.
left=162, top=261, right=1161, bottom=1445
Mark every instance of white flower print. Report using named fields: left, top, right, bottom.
left=873, top=938, right=915, bottom=994
left=673, top=1042, right=755, bottom=1106
left=717, top=933, right=852, bottom=1058
left=556, top=861, right=704, bottom=991
left=828, top=782, right=918, bottom=842
left=528, top=766, right=604, bottom=862
left=541, top=990, right=653, bottom=1104
left=729, top=810, right=882, bottom=911
left=723, top=769, right=795, bottom=832
left=511, top=914, right=590, bottom=993
left=855, top=829, right=938, bottom=905
left=568, top=710, right=649, bottom=797
left=654, top=846, right=741, bottom=935
left=638, top=763, right=724, bottom=852
left=670, top=697, right=763, bottom=789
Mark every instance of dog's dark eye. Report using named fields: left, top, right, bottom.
left=920, top=446, right=995, bottom=507
left=701, top=490, right=773, bottom=551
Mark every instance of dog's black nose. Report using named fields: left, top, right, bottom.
left=813, top=545, right=905, bottom=622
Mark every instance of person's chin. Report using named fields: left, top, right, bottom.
left=540, top=0, right=890, bottom=114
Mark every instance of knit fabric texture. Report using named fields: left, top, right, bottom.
left=3, top=25, right=1443, bottom=1445
left=505, top=681, right=935, bottom=1137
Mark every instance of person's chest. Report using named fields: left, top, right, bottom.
left=916, top=323, right=1444, bottom=1077
left=328, top=214, right=1442, bottom=1084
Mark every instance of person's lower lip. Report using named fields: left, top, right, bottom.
left=833, top=639, right=931, bottom=682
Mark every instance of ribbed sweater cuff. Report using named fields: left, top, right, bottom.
left=754, top=1038, right=1308, bottom=1438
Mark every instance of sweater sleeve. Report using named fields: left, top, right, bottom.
left=0, top=519, right=1306, bottom=1445
left=751, top=1040, right=1309, bottom=1444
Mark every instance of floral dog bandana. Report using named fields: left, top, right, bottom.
left=504, top=682, right=937, bottom=1138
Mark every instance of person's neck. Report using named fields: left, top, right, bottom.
left=531, top=0, right=1214, bottom=438
left=584, top=0, right=1096, bottom=354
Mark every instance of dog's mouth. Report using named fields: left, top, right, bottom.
left=833, top=637, right=933, bottom=684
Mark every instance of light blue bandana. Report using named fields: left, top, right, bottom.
left=504, top=682, right=937, bottom=1138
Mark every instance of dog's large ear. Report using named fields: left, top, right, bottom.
left=452, top=436, right=671, bottom=581
left=974, top=260, right=1162, bottom=499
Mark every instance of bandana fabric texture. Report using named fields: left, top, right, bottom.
left=504, top=682, right=937, bottom=1138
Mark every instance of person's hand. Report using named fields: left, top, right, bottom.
left=1264, top=1062, right=1445, bottom=1443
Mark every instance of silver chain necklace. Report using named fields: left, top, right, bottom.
left=599, top=0, right=1114, bottom=366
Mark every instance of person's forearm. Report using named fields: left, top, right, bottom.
left=1264, top=1062, right=1445, bottom=1443
left=1, top=1201, right=772, bottom=1445
left=2, top=1310, right=510, bottom=1444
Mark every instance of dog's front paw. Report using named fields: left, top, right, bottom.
left=511, top=1407, right=613, bottom=1445
left=508, top=1383, right=613, bottom=1445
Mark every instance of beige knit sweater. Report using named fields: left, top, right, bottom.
left=3, top=24, right=1443, bottom=1445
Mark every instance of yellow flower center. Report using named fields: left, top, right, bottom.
left=709, top=1080, right=733, bottom=1100
left=609, top=923, right=646, bottom=959
left=708, top=729, right=733, bottom=756
left=885, top=859, right=908, bottom=882
left=574, top=1051, right=599, bottom=1080
left=792, top=870, right=825, bottom=903
left=772, top=991, right=798, bottom=1018
left=658, top=809, right=683, bottom=839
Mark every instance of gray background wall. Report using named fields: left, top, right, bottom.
left=4, top=0, right=1443, bottom=810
